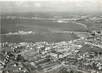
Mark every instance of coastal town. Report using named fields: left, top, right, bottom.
left=0, top=30, right=102, bottom=73
left=1, top=0, right=102, bottom=73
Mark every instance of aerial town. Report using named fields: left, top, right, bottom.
left=0, top=30, right=102, bottom=73
left=1, top=1, right=102, bottom=73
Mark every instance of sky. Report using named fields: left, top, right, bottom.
left=0, top=0, right=102, bottom=13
